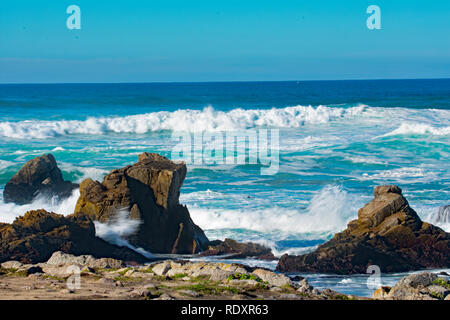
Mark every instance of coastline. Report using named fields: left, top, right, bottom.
left=0, top=153, right=449, bottom=300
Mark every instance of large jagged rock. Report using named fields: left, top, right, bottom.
left=74, top=152, right=209, bottom=254
left=0, top=209, right=148, bottom=264
left=3, top=154, right=78, bottom=205
left=276, top=185, right=450, bottom=274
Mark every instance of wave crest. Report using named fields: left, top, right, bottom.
left=0, top=105, right=369, bottom=139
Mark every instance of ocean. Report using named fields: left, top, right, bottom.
left=0, top=79, right=449, bottom=296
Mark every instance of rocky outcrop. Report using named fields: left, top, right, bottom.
left=373, top=272, right=450, bottom=300
left=276, top=185, right=450, bottom=274
left=74, top=153, right=209, bottom=254
left=199, top=238, right=276, bottom=260
left=0, top=209, right=148, bottom=264
left=3, top=154, right=78, bottom=205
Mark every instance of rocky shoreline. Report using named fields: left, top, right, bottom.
left=0, top=251, right=449, bottom=300
left=0, top=153, right=449, bottom=300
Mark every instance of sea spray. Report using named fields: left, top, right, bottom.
left=188, top=185, right=361, bottom=256
left=93, top=209, right=153, bottom=259
left=189, top=185, right=356, bottom=234
left=0, top=189, right=80, bottom=223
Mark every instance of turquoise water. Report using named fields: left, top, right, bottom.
left=0, top=80, right=449, bottom=261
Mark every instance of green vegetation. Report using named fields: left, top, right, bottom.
left=227, top=273, right=262, bottom=282
left=170, top=273, right=188, bottom=279
left=0, top=267, right=17, bottom=275
left=117, top=267, right=132, bottom=276
left=176, top=281, right=240, bottom=295
left=113, top=275, right=142, bottom=283
left=432, top=278, right=450, bottom=289
left=41, top=274, right=66, bottom=281
left=140, top=267, right=153, bottom=273
left=430, top=291, right=444, bottom=300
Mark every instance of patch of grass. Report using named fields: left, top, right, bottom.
left=176, top=281, right=240, bottom=295
left=140, top=267, right=153, bottom=273
left=430, top=291, right=444, bottom=300
left=189, top=275, right=210, bottom=282
left=227, top=273, right=262, bottom=282
left=113, top=275, right=141, bottom=283
left=95, top=267, right=120, bottom=273
left=0, top=267, right=18, bottom=275
left=42, top=274, right=66, bottom=281
left=332, top=294, right=351, bottom=300
left=117, top=267, right=133, bottom=276
left=153, top=275, right=167, bottom=281
left=170, top=273, right=188, bottom=279
left=279, top=284, right=296, bottom=293
left=432, top=278, right=450, bottom=289
left=11, top=270, right=28, bottom=277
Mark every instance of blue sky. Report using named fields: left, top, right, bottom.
left=0, top=0, right=449, bottom=83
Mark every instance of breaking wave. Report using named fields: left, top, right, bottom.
left=0, top=189, right=80, bottom=223
left=189, top=185, right=358, bottom=236
left=0, top=104, right=372, bottom=139
left=383, top=122, right=450, bottom=136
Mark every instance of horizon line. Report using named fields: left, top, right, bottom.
left=1, top=77, right=449, bottom=85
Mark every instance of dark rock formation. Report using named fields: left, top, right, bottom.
left=74, top=152, right=209, bottom=254
left=276, top=185, right=450, bottom=274
left=3, top=154, right=78, bottom=205
left=199, top=238, right=276, bottom=260
left=0, top=209, right=149, bottom=264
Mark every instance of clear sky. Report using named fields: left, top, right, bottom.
left=0, top=0, right=449, bottom=83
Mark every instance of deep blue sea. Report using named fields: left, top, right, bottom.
left=0, top=79, right=449, bottom=296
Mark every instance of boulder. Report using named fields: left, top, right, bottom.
left=199, top=238, right=275, bottom=260
left=0, top=209, right=149, bottom=264
left=251, top=268, right=293, bottom=287
left=373, top=272, right=450, bottom=300
left=46, top=251, right=125, bottom=269
left=276, top=185, right=450, bottom=274
left=74, top=153, right=209, bottom=254
left=3, top=154, right=78, bottom=205
left=1, top=260, right=23, bottom=270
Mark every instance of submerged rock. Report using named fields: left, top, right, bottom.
left=0, top=209, right=148, bottom=264
left=276, top=185, right=450, bottom=274
left=199, top=238, right=276, bottom=260
left=3, top=154, right=78, bottom=205
left=74, top=153, right=209, bottom=254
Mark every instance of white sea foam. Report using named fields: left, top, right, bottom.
left=94, top=209, right=153, bottom=258
left=383, top=122, right=450, bottom=137
left=58, top=162, right=109, bottom=183
left=345, top=156, right=387, bottom=165
left=0, top=160, right=15, bottom=171
left=0, top=189, right=80, bottom=223
left=189, top=185, right=357, bottom=235
left=0, top=105, right=374, bottom=139
left=360, top=167, right=438, bottom=184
